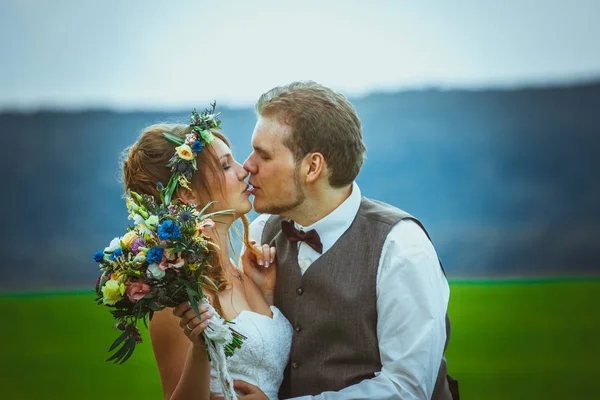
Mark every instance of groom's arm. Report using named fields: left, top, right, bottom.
left=290, top=219, right=450, bottom=400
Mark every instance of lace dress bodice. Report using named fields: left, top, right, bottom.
left=210, top=306, right=293, bottom=399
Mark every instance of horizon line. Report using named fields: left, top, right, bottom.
left=2, top=75, right=599, bottom=114
left=2, top=276, right=600, bottom=297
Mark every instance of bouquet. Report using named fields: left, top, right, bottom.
left=93, top=186, right=245, bottom=397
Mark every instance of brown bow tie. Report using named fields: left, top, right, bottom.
left=281, top=220, right=323, bottom=254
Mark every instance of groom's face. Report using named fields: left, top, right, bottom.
left=244, top=116, right=305, bottom=215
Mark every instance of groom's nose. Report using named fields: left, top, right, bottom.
left=243, top=156, right=256, bottom=174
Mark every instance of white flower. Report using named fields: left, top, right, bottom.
left=203, top=302, right=233, bottom=344
left=185, top=133, right=197, bottom=145
left=104, top=237, right=121, bottom=253
left=132, top=214, right=144, bottom=225
left=147, top=263, right=165, bottom=279
left=169, top=256, right=185, bottom=269
left=137, top=223, right=152, bottom=236
left=145, top=215, right=159, bottom=228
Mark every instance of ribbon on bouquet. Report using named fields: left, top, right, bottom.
left=202, top=298, right=238, bottom=400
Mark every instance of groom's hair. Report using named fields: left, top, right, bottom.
left=255, top=81, right=366, bottom=188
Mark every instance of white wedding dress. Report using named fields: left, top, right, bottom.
left=210, top=306, right=293, bottom=399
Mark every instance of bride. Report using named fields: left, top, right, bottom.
left=121, top=116, right=291, bottom=399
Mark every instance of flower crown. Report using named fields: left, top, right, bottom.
left=161, top=102, right=221, bottom=205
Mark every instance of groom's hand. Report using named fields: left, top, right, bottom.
left=234, top=380, right=269, bottom=399
left=240, top=241, right=277, bottom=303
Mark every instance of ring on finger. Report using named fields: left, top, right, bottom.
left=186, top=323, right=193, bottom=332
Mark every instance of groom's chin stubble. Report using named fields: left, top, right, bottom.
left=253, top=195, right=304, bottom=216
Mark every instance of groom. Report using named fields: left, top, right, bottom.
left=237, top=81, right=458, bottom=399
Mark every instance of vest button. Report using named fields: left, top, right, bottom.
left=291, top=361, right=299, bottom=369
left=295, top=325, right=302, bottom=332
left=296, top=287, right=304, bottom=296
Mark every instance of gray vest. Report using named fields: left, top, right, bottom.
left=262, top=197, right=458, bottom=399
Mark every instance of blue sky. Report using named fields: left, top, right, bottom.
left=1, top=0, right=599, bottom=110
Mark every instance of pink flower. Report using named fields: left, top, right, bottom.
left=197, top=218, right=215, bottom=235
left=159, top=251, right=185, bottom=270
left=159, top=259, right=170, bottom=271
left=126, top=281, right=151, bottom=303
left=200, top=218, right=215, bottom=228
left=158, top=251, right=170, bottom=271
left=169, top=258, right=185, bottom=269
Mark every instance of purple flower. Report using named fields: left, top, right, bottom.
left=131, top=238, right=146, bottom=255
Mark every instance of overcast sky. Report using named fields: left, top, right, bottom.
left=1, top=0, right=599, bottom=110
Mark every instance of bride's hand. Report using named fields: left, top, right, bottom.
left=241, top=241, right=277, bottom=301
left=173, top=302, right=213, bottom=346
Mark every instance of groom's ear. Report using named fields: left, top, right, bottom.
left=303, top=152, right=326, bottom=184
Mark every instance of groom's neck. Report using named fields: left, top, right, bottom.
left=285, top=183, right=352, bottom=227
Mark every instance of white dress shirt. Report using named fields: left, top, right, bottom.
left=249, top=183, right=450, bottom=400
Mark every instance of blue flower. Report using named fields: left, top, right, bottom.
left=179, top=211, right=193, bottom=223
left=109, top=248, right=123, bottom=261
left=192, top=140, right=203, bottom=153
left=93, top=251, right=105, bottom=263
left=146, top=247, right=164, bottom=264
left=158, top=220, right=181, bottom=241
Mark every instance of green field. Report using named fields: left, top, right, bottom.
left=1, top=279, right=598, bottom=399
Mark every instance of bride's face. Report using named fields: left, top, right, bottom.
left=209, top=138, right=252, bottom=216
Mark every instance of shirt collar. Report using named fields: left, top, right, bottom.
left=294, top=182, right=361, bottom=254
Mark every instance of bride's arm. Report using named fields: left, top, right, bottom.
left=149, top=304, right=213, bottom=400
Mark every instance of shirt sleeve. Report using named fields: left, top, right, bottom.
left=238, top=214, right=271, bottom=268
left=248, top=213, right=271, bottom=245
left=289, top=219, right=450, bottom=400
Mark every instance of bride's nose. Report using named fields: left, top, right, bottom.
left=237, top=164, right=249, bottom=180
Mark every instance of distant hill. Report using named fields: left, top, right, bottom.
left=1, top=82, right=599, bottom=289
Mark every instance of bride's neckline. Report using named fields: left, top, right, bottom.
left=232, top=306, right=276, bottom=321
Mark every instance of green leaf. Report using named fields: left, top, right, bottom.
left=164, top=174, right=178, bottom=205
left=107, top=342, right=129, bottom=363
left=109, top=328, right=131, bottom=352
left=162, top=131, right=185, bottom=146
left=158, top=184, right=166, bottom=204
left=184, top=284, right=201, bottom=317
left=201, top=208, right=235, bottom=219
left=130, top=191, right=145, bottom=205
left=119, top=339, right=136, bottom=364
left=196, top=201, right=217, bottom=216
left=202, top=275, right=219, bottom=291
